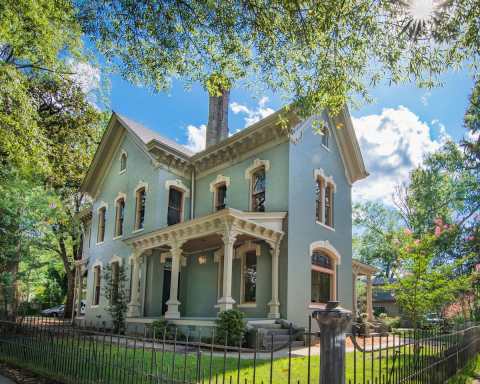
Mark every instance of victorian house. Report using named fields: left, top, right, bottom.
left=75, top=95, right=371, bottom=331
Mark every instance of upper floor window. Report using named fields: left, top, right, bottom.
left=93, top=265, right=101, bottom=306
left=242, top=251, right=257, bottom=303
left=321, top=125, right=329, bottom=148
left=114, top=197, right=125, bottom=237
left=251, top=168, right=266, bottom=212
left=167, top=187, right=183, bottom=226
left=134, top=187, right=146, bottom=230
left=315, top=169, right=335, bottom=229
left=215, top=183, right=227, bottom=211
left=120, top=152, right=127, bottom=173
left=311, top=250, right=334, bottom=304
left=97, top=207, right=106, bottom=243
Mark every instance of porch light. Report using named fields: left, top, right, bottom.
left=198, top=255, right=207, bottom=265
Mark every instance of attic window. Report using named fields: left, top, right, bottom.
left=120, top=153, right=127, bottom=173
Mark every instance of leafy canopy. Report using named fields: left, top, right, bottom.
left=78, top=0, right=479, bottom=116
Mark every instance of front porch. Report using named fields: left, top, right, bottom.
left=124, top=208, right=286, bottom=321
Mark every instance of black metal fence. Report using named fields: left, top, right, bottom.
left=0, top=316, right=478, bottom=384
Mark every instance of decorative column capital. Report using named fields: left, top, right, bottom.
left=221, top=229, right=239, bottom=246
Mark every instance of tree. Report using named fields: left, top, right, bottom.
left=78, top=0, right=479, bottom=118
left=103, top=263, right=129, bottom=334
left=353, top=202, right=402, bottom=278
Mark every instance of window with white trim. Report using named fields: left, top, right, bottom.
left=167, top=187, right=183, bottom=225
left=241, top=251, right=257, bottom=303
left=215, top=183, right=227, bottom=211
left=120, top=153, right=127, bottom=172
left=251, top=168, right=266, bottom=212
left=315, top=172, right=335, bottom=228
left=311, top=250, right=334, bottom=304
left=114, top=197, right=125, bottom=237
left=110, top=261, right=120, bottom=304
left=134, top=187, right=146, bottom=230
left=93, top=265, right=101, bottom=305
left=97, top=207, right=106, bottom=243
left=321, top=125, right=329, bottom=148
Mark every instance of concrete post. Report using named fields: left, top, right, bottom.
left=313, top=301, right=353, bottom=384
left=127, top=253, right=141, bottom=317
left=267, top=240, right=280, bottom=319
left=165, top=242, right=183, bottom=319
left=217, top=229, right=238, bottom=311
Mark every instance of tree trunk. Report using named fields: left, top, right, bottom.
left=58, top=234, right=75, bottom=318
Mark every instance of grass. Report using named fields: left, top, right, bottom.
left=0, top=333, right=467, bottom=384
left=447, top=354, right=480, bottom=384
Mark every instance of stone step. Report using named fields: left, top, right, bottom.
left=248, top=322, right=282, bottom=330
left=262, top=339, right=305, bottom=350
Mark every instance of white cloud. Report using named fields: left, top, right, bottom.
left=67, top=59, right=101, bottom=105
left=352, top=106, right=449, bottom=204
left=230, top=96, right=275, bottom=127
left=184, top=124, right=206, bottom=153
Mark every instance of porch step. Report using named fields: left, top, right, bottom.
left=246, top=320, right=305, bottom=351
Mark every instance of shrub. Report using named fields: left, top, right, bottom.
left=381, top=316, right=401, bottom=330
left=216, top=309, right=245, bottom=346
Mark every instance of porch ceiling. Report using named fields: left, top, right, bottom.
left=123, top=208, right=286, bottom=252
left=352, top=259, right=377, bottom=276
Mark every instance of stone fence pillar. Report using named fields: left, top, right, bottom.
left=313, top=301, right=353, bottom=384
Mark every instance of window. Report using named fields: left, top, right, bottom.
left=134, top=188, right=146, bottom=230
left=167, top=188, right=183, bottom=225
left=251, top=168, right=266, bottom=212
left=311, top=250, right=334, bottom=304
left=111, top=262, right=119, bottom=304
left=215, top=183, right=227, bottom=211
left=321, top=124, right=329, bottom=148
left=114, top=198, right=125, bottom=237
left=242, top=251, right=257, bottom=303
left=93, top=265, right=101, bottom=306
left=325, top=184, right=334, bottom=227
left=120, top=153, right=127, bottom=172
left=97, top=207, right=106, bottom=243
left=314, top=170, right=335, bottom=229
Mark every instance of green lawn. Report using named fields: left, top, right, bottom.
left=0, top=334, right=458, bottom=384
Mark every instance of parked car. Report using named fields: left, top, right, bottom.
left=41, top=304, right=65, bottom=317
left=423, top=313, right=443, bottom=328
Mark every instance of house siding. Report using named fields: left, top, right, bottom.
left=287, top=113, right=354, bottom=327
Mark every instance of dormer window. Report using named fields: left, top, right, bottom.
left=97, top=206, right=106, bottom=243
left=114, top=197, right=125, bottom=237
left=251, top=168, right=266, bottom=212
left=120, top=152, right=127, bottom=173
left=134, top=187, right=146, bottom=230
left=215, top=184, right=227, bottom=211
left=315, top=169, right=336, bottom=229
left=167, top=187, right=183, bottom=226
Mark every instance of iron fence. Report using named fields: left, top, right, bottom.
left=0, top=316, right=478, bottom=384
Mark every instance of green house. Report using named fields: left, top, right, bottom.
left=75, top=100, right=370, bottom=331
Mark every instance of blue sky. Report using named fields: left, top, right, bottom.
left=81, top=63, right=473, bottom=203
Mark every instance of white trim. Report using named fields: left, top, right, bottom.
left=235, top=241, right=261, bottom=259
left=244, top=159, right=270, bottom=180
left=316, top=221, right=335, bottom=231
left=114, top=192, right=127, bottom=202
left=209, top=175, right=231, bottom=192
left=165, top=179, right=190, bottom=197
left=132, top=228, right=144, bottom=234
left=237, top=303, right=256, bottom=308
left=96, top=201, right=108, bottom=211
left=313, top=168, right=337, bottom=192
left=92, top=260, right=103, bottom=268
left=134, top=180, right=149, bottom=193
left=95, top=241, right=105, bottom=246
left=109, top=254, right=123, bottom=266
left=309, top=240, right=341, bottom=265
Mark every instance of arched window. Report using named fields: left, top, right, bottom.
left=311, top=249, right=336, bottom=304
left=134, top=187, right=146, bottom=230
left=114, top=197, right=125, bottom=237
left=251, top=167, right=266, bottom=212
left=167, top=187, right=183, bottom=225
left=314, top=169, right=336, bottom=228
left=120, top=153, right=127, bottom=173
left=321, top=124, right=329, bottom=148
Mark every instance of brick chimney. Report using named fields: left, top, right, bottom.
left=206, top=89, right=229, bottom=147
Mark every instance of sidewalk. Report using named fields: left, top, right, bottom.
left=0, top=375, right=14, bottom=384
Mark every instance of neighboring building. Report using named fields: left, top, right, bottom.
left=74, top=101, right=368, bottom=330
left=372, top=277, right=400, bottom=317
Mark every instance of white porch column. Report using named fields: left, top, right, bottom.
left=217, top=230, right=238, bottom=311
left=164, top=242, right=183, bottom=319
left=127, top=251, right=142, bottom=317
left=366, top=274, right=374, bottom=321
left=267, top=240, right=281, bottom=319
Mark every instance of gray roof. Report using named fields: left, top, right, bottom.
left=116, top=113, right=194, bottom=157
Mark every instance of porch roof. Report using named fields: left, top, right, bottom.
left=123, top=208, right=286, bottom=251
left=352, top=259, right=377, bottom=276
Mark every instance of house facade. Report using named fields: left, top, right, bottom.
left=74, top=104, right=368, bottom=330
